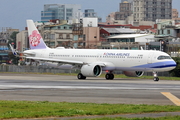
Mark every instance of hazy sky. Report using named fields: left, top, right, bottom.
left=0, top=0, right=179, bottom=30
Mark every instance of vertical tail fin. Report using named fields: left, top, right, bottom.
left=26, top=20, right=49, bottom=49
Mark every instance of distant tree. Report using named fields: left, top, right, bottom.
left=8, top=52, right=19, bottom=65
left=169, top=57, right=180, bottom=77
left=7, top=31, right=19, bottom=49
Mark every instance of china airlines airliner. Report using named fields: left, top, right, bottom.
left=23, top=20, right=176, bottom=81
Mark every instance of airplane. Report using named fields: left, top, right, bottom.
left=18, top=20, right=177, bottom=81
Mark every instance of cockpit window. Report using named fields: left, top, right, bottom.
left=157, top=56, right=172, bottom=60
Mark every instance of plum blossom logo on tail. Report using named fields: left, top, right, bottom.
left=29, top=30, right=42, bottom=47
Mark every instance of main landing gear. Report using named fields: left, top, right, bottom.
left=153, top=71, right=159, bottom=82
left=105, top=71, right=114, bottom=80
left=77, top=73, right=86, bottom=79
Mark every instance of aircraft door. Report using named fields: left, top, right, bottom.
left=147, top=52, right=154, bottom=64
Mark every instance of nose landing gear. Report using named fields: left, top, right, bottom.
left=153, top=72, right=159, bottom=81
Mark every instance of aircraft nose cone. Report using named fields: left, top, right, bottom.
left=172, top=60, right=177, bottom=68
left=169, top=60, right=177, bottom=70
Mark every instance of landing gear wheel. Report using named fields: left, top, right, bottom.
left=154, top=77, right=159, bottom=82
left=105, top=73, right=114, bottom=80
left=105, top=73, right=110, bottom=80
left=153, top=72, right=159, bottom=82
left=110, top=74, right=114, bottom=80
left=77, top=73, right=86, bottom=80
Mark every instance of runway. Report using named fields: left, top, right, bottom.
left=0, top=73, right=180, bottom=105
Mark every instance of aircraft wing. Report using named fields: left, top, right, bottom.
left=26, top=57, right=84, bottom=64
left=26, top=57, right=106, bottom=66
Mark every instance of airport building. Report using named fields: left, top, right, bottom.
left=84, top=9, right=102, bottom=22
left=172, top=9, right=179, bottom=19
left=172, top=9, right=180, bottom=22
left=115, top=0, right=133, bottom=20
left=84, top=9, right=97, bottom=18
left=133, top=0, right=172, bottom=22
left=108, top=0, right=172, bottom=27
left=41, top=4, right=82, bottom=22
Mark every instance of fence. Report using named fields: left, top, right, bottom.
left=0, top=65, right=78, bottom=74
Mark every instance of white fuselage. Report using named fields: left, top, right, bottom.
left=24, top=49, right=176, bottom=72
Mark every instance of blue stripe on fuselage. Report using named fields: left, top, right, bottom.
left=132, top=61, right=176, bottom=69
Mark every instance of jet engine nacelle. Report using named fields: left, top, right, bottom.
left=81, top=64, right=102, bottom=77
left=123, top=71, right=144, bottom=77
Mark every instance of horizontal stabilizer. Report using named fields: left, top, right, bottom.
left=9, top=44, right=18, bottom=56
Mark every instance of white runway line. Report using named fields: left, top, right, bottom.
left=0, top=85, right=180, bottom=90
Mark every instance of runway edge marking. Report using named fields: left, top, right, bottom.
left=161, top=92, right=180, bottom=106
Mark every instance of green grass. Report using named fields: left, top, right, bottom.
left=0, top=101, right=180, bottom=119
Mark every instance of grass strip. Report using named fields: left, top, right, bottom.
left=0, top=101, right=180, bottom=119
